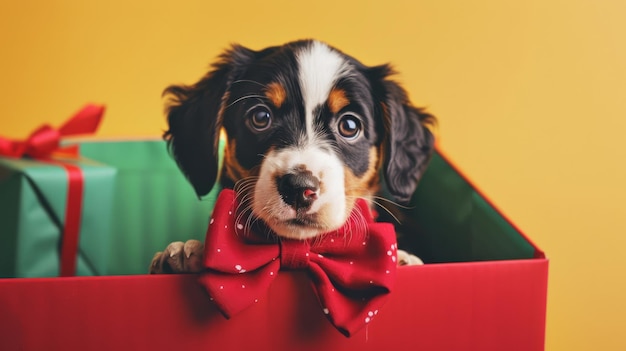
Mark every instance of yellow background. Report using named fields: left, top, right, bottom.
left=2, top=0, right=624, bottom=349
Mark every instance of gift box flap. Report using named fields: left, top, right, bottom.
left=400, top=148, right=541, bottom=263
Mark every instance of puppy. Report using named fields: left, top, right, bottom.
left=150, top=39, right=434, bottom=274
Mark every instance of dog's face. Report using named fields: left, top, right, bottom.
left=164, top=40, right=434, bottom=240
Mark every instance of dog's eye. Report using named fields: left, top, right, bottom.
left=248, top=106, right=272, bottom=131
left=337, top=114, right=362, bottom=140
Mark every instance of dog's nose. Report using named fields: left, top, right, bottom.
left=277, top=171, right=320, bottom=210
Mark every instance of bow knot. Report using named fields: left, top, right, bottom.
left=280, top=240, right=311, bottom=269
left=199, top=189, right=398, bottom=337
left=0, top=104, right=104, bottom=159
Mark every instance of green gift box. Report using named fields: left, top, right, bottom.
left=77, top=139, right=220, bottom=275
left=1, top=138, right=219, bottom=277
left=0, top=104, right=118, bottom=278
left=0, top=157, right=116, bottom=277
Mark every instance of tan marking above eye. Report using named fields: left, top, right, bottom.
left=265, top=82, right=287, bottom=108
left=328, top=88, right=349, bottom=114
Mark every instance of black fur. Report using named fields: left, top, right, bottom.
left=367, top=64, right=435, bottom=204
left=163, top=45, right=255, bottom=196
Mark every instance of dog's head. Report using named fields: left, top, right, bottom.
left=164, top=40, right=434, bottom=240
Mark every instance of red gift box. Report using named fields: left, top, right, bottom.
left=0, top=147, right=548, bottom=351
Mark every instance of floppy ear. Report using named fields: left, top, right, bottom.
left=163, top=45, right=255, bottom=197
left=369, top=65, right=436, bottom=204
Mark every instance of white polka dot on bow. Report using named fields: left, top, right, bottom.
left=365, top=309, right=377, bottom=324
left=237, top=223, right=243, bottom=230
left=210, top=218, right=214, bottom=224
left=323, top=308, right=329, bottom=315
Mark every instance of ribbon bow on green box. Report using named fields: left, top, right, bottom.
left=0, top=105, right=116, bottom=278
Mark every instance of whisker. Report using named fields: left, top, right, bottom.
left=233, top=176, right=259, bottom=191
left=226, top=94, right=267, bottom=109
left=231, top=79, right=268, bottom=88
left=351, top=206, right=368, bottom=239
left=232, top=176, right=260, bottom=236
left=369, top=195, right=415, bottom=210
left=370, top=200, right=402, bottom=224
left=344, top=195, right=403, bottom=225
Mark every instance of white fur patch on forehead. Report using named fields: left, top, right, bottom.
left=297, top=41, right=352, bottom=138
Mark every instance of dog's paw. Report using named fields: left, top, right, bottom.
left=397, top=249, right=424, bottom=266
left=149, top=240, right=205, bottom=274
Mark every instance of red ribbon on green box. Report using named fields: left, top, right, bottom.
left=0, top=104, right=104, bottom=276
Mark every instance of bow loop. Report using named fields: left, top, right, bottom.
left=199, top=189, right=397, bottom=336
left=198, top=262, right=280, bottom=317
left=203, top=192, right=280, bottom=273
left=59, top=104, right=104, bottom=136
left=0, top=104, right=104, bottom=159
left=0, top=137, right=25, bottom=158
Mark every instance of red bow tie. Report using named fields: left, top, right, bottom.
left=198, top=189, right=398, bottom=337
